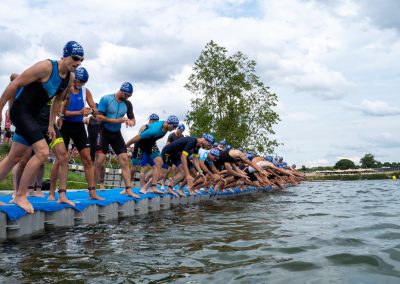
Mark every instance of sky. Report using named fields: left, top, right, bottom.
left=0, top=0, right=399, bottom=167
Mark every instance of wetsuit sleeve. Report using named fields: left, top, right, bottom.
left=98, top=96, right=108, bottom=115
left=124, top=100, right=134, bottom=119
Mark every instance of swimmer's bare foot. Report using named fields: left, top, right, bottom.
left=47, top=193, right=56, bottom=201
left=119, top=189, right=126, bottom=194
left=33, top=191, right=45, bottom=198
left=89, top=187, right=105, bottom=200
left=139, top=185, right=148, bottom=194
left=99, top=183, right=105, bottom=190
left=0, top=201, right=7, bottom=205
left=166, top=187, right=180, bottom=198
left=177, top=189, right=185, bottom=197
left=125, top=187, right=140, bottom=199
left=57, top=190, right=75, bottom=207
left=27, top=186, right=35, bottom=196
left=149, top=186, right=163, bottom=194
left=11, top=195, right=34, bottom=214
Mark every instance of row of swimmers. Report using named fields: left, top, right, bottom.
left=0, top=40, right=304, bottom=214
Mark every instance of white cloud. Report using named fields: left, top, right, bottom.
left=304, top=159, right=330, bottom=168
left=344, top=99, right=400, bottom=116
left=363, top=132, right=400, bottom=149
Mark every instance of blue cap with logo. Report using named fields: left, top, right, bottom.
left=74, top=67, right=89, bottom=83
left=149, top=113, right=159, bottom=121
left=167, top=115, right=179, bottom=127
left=209, top=147, right=222, bottom=158
left=120, top=82, right=133, bottom=95
left=245, top=152, right=254, bottom=161
left=63, top=41, right=84, bottom=57
left=177, top=123, right=185, bottom=132
left=203, top=133, right=215, bottom=145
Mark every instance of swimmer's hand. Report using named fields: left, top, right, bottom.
left=48, top=125, right=56, bottom=142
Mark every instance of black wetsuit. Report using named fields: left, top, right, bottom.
left=161, top=136, right=199, bottom=168
left=10, top=59, right=70, bottom=145
left=167, top=132, right=183, bottom=144
left=87, top=116, right=102, bottom=161
left=215, top=150, right=241, bottom=170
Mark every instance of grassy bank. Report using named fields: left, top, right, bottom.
left=0, top=161, right=87, bottom=191
left=306, top=172, right=400, bottom=181
left=0, top=143, right=89, bottom=190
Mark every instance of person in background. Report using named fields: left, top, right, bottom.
left=95, top=82, right=137, bottom=198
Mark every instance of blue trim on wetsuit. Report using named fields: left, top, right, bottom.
left=13, top=132, right=30, bottom=147
left=42, top=60, right=63, bottom=99
left=15, top=87, right=24, bottom=100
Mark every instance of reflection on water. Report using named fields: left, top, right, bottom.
left=1, top=180, right=400, bottom=283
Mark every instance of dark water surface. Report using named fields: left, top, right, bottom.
left=1, top=180, right=400, bottom=283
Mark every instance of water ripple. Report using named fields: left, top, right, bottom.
left=1, top=180, right=400, bottom=283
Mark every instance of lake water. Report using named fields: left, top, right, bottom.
left=1, top=180, right=400, bottom=283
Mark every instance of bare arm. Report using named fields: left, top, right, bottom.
left=0, top=61, right=51, bottom=121
left=181, top=153, right=191, bottom=178
left=126, top=134, right=141, bottom=147
left=85, top=88, right=97, bottom=110
left=192, top=155, right=202, bottom=173
left=49, top=91, right=66, bottom=141
left=224, top=162, right=245, bottom=178
left=199, top=160, right=212, bottom=175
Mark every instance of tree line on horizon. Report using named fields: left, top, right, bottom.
left=300, top=153, right=400, bottom=171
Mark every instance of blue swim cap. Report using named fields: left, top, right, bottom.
left=203, top=133, right=215, bottom=145
left=149, top=113, right=159, bottom=121
left=219, top=140, right=226, bottom=145
left=63, top=41, right=84, bottom=57
left=209, top=147, right=222, bottom=158
left=74, top=67, right=89, bottom=83
left=120, top=82, right=133, bottom=94
left=238, top=147, right=243, bottom=152
left=177, top=123, right=185, bottom=132
left=226, top=145, right=232, bottom=151
left=265, top=155, right=273, bottom=162
left=167, top=115, right=179, bottom=127
left=213, top=142, right=218, bottom=147
left=245, top=153, right=254, bottom=161
left=282, top=162, right=288, bottom=169
left=278, top=156, right=283, bottom=162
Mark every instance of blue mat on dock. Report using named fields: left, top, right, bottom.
left=0, top=186, right=272, bottom=221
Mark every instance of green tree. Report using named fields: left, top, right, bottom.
left=334, top=159, right=356, bottom=170
left=185, top=40, right=280, bottom=154
left=360, top=153, right=378, bottom=168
